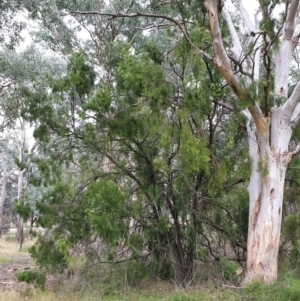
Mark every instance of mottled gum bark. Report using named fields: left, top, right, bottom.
left=245, top=158, right=287, bottom=282
left=204, top=0, right=300, bottom=283
left=245, top=111, right=292, bottom=283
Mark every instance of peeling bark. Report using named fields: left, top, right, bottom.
left=245, top=109, right=293, bottom=283
left=205, top=0, right=300, bottom=283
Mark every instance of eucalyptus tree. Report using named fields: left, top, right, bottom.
left=0, top=46, right=65, bottom=249
left=49, top=0, right=300, bottom=283
left=0, top=1, right=25, bottom=48
left=197, top=0, right=300, bottom=283
left=0, top=140, right=18, bottom=236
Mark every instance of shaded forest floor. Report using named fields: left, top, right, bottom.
left=1, top=235, right=300, bottom=301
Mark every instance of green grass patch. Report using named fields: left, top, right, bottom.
left=0, top=253, right=13, bottom=263
left=2, top=236, right=300, bottom=301
left=1, top=279, right=300, bottom=301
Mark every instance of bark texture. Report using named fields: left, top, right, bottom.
left=204, top=0, right=300, bottom=283
left=245, top=109, right=292, bottom=282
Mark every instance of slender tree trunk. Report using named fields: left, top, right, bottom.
left=16, top=216, right=24, bottom=251
left=245, top=109, right=293, bottom=282
left=16, top=167, right=25, bottom=251
left=0, top=158, right=8, bottom=237
left=15, top=124, right=27, bottom=251
left=30, top=211, right=36, bottom=228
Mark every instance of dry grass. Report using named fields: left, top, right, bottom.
left=0, top=290, right=101, bottom=301
left=0, top=236, right=249, bottom=301
left=0, top=236, right=102, bottom=301
left=0, top=235, right=35, bottom=263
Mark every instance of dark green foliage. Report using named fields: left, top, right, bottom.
left=23, top=44, right=249, bottom=286
left=50, top=52, right=96, bottom=97
left=116, top=50, right=172, bottom=110
left=216, top=258, right=241, bottom=284
left=15, top=270, right=46, bottom=290
left=142, top=42, right=164, bottom=65
left=66, top=52, right=96, bottom=97
left=86, top=181, right=127, bottom=244
left=29, top=238, right=69, bottom=273
left=85, top=87, right=112, bottom=113
left=18, top=2, right=251, bottom=287
left=13, top=202, right=31, bottom=221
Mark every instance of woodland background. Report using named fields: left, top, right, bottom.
left=0, top=0, right=300, bottom=300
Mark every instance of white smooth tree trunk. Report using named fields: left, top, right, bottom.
left=204, top=0, right=300, bottom=283
left=16, top=167, right=25, bottom=251
left=0, top=158, right=8, bottom=237
left=15, top=129, right=26, bottom=251
left=245, top=108, right=292, bottom=282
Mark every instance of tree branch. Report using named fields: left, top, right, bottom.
left=288, top=101, right=300, bottom=127
left=236, top=0, right=257, bottom=34
left=283, top=0, right=299, bottom=40
left=221, top=7, right=242, bottom=62
left=204, top=0, right=241, bottom=95
left=292, top=142, right=300, bottom=156
left=283, top=81, right=300, bottom=123
left=275, top=0, right=300, bottom=97
left=214, top=100, right=234, bottom=111
left=69, top=10, right=213, bottom=60
left=205, top=0, right=266, bottom=134
left=236, top=1, right=261, bottom=81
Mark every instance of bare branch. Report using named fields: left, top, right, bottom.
left=236, top=1, right=262, bottom=82
left=292, top=142, right=300, bottom=156
left=236, top=0, right=257, bottom=34
left=205, top=0, right=266, bottom=134
left=0, top=80, right=15, bottom=92
left=292, top=34, right=300, bottom=51
left=221, top=7, right=242, bottom=62
left=215, top=100, right=234, bottom=111
left=69, top=10, right=213, bottom=60
left=275, top=0, right=299, bottom=97
left=204, top=1, right=240, bottom=94
left=283, top=80, right=300, bottom=124
left=283, top=0, right=299, bottom=40
left=288, top=100, right=300, bottom=127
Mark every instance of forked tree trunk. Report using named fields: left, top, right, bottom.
left=245, top=108, right=293, bottom=282
left=203, top=0, right=300, bottom=283
left=171, top=239, right=194, bottom=287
